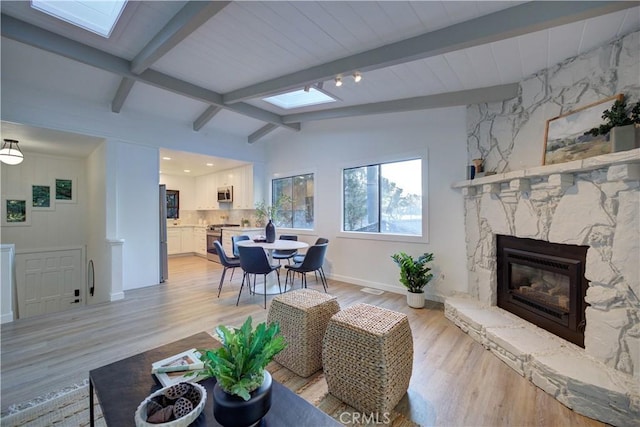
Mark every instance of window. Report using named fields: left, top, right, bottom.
left=272, top=174, right=314, bottom=229
left=343, top=159, right=422, bottom=235
left=166, top=190, right=179, bottom=219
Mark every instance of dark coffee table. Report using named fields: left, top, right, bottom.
left=89, top=332, right=340, bottom=426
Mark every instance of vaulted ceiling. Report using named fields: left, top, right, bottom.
left=1, top=1, right=639, bottom=150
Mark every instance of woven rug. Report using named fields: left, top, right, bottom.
left=1, top=362, right=418, bottom=427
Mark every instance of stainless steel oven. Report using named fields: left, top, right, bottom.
left=206, top=229, right=222, bottom=262
left=206, top=224, right=241, bottom=262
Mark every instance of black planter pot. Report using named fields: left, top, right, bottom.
left=213, top=371, right=272, bottom=427
left=265, top=220, right=276, bottom=243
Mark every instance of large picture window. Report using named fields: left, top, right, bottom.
left=272, top=173, right=314, bottom=229
left=343, top=158, right=422, bottom=235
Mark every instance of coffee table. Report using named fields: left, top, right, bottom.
left=89, top=332, right=340, bottom=426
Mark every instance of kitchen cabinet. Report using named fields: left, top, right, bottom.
left=167, top=228, right=182, bottom=255
left=194, top=164, right=262, bottom=211
left=233, top=165, right=254, bottom=209
left=181, top=227, right=194, bottom=253
left=195, top=174, right=218, bottom=210
left=193, top=227, right=207, bottom=257
left=167, top=227, right=196, bottom=255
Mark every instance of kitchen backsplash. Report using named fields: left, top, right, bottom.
left=170, top=210, right=257, bottom=226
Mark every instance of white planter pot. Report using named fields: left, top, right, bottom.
left=406, top=291, right=425, bottom=308
left=611, top=124, right=639, bottom=152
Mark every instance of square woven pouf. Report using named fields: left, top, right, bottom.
left=267, top=289, right=340, bottom=377
left=322, top=303, right=413, bottom=414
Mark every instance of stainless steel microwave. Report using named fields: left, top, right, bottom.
left=217, top=186, right=233, bottom=202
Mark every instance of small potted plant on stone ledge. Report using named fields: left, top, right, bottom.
left=198, top=316, right=286, bottom=427
left=391, top=252, right=435, bottom=309
left=584, top=97, right=640, bottom=152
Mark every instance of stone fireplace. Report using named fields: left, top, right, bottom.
left=445, top=150, right=640, bottom=426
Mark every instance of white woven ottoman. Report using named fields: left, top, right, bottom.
left=267, top=289, right=340, bottom=377
left=322, top=303, right=413, bottom=414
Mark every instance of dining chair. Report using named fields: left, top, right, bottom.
left=272, top=234, right=298, bottom=264
left=292, top=237, right=328, bottom=264
left=292, top=238, right=329, bottom=282
left=212, top=240, right=240, bottom=298
left=236, top=245, right=282, bottom=309
left=285, top=243, right=328, bottom=292
left=231, top=234, right=250, bottom=258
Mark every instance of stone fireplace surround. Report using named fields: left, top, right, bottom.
left=446, top=149, right=640, bottom=426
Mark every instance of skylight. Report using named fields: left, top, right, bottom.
left=31, top=0, right=127, bottom=38
left=263, top=88, right=337, bottom=110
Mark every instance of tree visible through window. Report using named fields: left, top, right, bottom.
left=166, top=190, right=179, bottom=219
left=272, top=173, right=314, bottom=229
left=343, top=159, right=422, bottom=235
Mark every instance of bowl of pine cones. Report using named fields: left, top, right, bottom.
left=135, top=382, right=206, bottom=426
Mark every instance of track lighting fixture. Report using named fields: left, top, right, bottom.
left=335, top=76, right=342, bottom=87
left=353, top=71, right=362, bottom=83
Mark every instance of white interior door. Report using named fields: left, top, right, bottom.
left=15, top=248, right=84, bottom=318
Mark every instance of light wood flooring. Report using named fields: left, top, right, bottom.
left=1, top=256, right=604, bottom=426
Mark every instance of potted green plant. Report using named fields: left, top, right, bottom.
left=391, top=252, right=434, bottom=308
left=584, top=98, right=640, bottom=152
left=198, top=316, right=286, bottom=427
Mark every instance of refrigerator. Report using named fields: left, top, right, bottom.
left=159, top=184, right=168, bottom=282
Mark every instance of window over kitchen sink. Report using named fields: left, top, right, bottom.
left=166, top=190, right=179, bottom=219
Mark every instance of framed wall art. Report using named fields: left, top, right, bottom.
left=2, top=196, right=32, bottom=226
left=32, top=183, right=54, bottom=211
left=543, top=94, right=623, bottom=165
left=55, top=177, right=77, bottom=203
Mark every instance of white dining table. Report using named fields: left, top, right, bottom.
left=236, top=239, right=309, bottom=295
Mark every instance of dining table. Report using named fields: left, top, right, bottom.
left=236, top=239, right=309, bottom=294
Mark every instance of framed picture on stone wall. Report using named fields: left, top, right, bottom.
left=543, top=94, right=623, bottom=166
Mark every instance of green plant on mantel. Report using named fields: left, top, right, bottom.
left=585, top=98, right=640, bottom=136
left=198, top=316, right=286, bottom=401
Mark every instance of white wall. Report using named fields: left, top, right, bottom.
left=86, top=142, right=111, bottom=304
left=114, top=141, right=160, bottom=290
left=262, top=108, right=468, bottom=301
left=0, top=152, right=87, bottom=251
left=160, top=174, right=197, bottom=211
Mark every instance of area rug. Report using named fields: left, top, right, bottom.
left=1, top=362, right=418, bottom=427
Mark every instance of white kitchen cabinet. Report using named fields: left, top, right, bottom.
left=233, top=165, right=254, bottom=209
left=196, top=174, right=218, bottom=210
left=167, top=228, right=182, bottom=255
left=194, top=164, right=262, bottom=211
left=193, top=227, right=207, bottom=257
left=168, top=227, right=197, bottom=255
left=181, top=227, right=194, bottom=253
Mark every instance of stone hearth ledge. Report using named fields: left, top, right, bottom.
left=445, top=295, right=640, bottom=427
left=452, top=148, right=640, bottom=190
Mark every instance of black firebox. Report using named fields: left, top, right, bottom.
left=496, top=235, right=589, bottom=347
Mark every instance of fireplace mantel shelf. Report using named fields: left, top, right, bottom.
left=452, top=148, right=640, bottom=189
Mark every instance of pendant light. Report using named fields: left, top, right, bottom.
left=0, top=139, right=24, bottom=165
